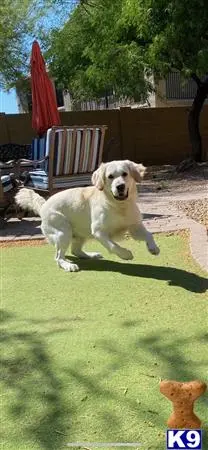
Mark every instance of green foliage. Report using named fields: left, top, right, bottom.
left=0, top=0, right=70, bottom=89
left=48, top=0, right=152, bottom=101
left=48, top=0, right=208, bottom=100
left=1, top=0, right=208, bottom=99
left=137, top=0, right=208, bottom=78
left=0, top=1, right=29, bottom=87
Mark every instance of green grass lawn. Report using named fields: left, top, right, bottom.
left=1, top=234, right=207, bottom=450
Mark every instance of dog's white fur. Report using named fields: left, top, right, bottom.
left=15, top=160, right=159, bottom=272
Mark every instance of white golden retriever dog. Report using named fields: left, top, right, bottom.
left=15, top=160, right=160, bottom=272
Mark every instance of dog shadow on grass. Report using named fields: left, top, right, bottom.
left=67, top=257, right=208, bottom=293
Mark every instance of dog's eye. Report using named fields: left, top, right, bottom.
left=108, top=174, right=114, bottom=179
left=122, top=172, right=128, bottom=177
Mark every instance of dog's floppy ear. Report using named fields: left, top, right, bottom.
left=126, top=160, right=146, bottom=182
left=91, top=163, right=106, bottom=190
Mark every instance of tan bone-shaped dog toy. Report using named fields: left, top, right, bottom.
left=160, top=379, right=207, bottom=429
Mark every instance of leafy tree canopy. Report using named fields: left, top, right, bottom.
left=0, top=0, right=71, bottom=89
left=48, top=0, right=208, bottom=99
left=48, top=0, right=152, bottom=102
left=137, top=0, right=208, bottom=78
left=1, top=0, right=208, bottom=112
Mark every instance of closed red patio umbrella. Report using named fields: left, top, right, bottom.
left=30, top=40, right=61, bottom=137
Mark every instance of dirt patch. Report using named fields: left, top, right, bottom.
left=142, top=162, right=208, bottom=195
left=0, top=239, right=47, bottom=248
left=0, top=230, right=190, bottom=248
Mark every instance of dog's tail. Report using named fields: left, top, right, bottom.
left=15, top=188, right=46, bottom=216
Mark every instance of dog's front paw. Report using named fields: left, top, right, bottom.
left=117, top=247, right=134, bottom=260
left=58, top=259, right=80, bottom=272
left=147, top=244, right=160, bottom=256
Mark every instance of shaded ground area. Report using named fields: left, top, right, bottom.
left=143, top=162, right=208, bottom=195
left=1, top=235, right=207, bottom=450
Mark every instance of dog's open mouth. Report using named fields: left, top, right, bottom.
left=113, top=190, right=129, bottom=201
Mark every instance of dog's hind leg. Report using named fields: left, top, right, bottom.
left=71, top=237, right=103, bottom=259
left=41, top=214, right=79, bottom=272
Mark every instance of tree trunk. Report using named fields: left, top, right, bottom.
left=188, top=75, right=208, bottom=162
left=105, top=92, right=109, bottom=109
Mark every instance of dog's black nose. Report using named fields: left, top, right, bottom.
left=117, top=183, right=125, bottom=193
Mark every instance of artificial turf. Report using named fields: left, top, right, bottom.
left=1, top=233, right=207, bottom=450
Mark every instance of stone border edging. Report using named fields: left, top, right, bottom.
left=189, top=221, right=208, bottom=273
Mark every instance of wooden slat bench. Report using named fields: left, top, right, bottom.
left=24, top=124, right=107, bottom=195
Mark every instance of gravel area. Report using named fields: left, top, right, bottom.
left=172, top=199, right=208, bottom=229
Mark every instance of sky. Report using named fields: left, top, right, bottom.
left=0, top=89, right=19, bottom=114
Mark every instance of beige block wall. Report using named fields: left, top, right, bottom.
left=1, top=106, right=207, bottom=162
